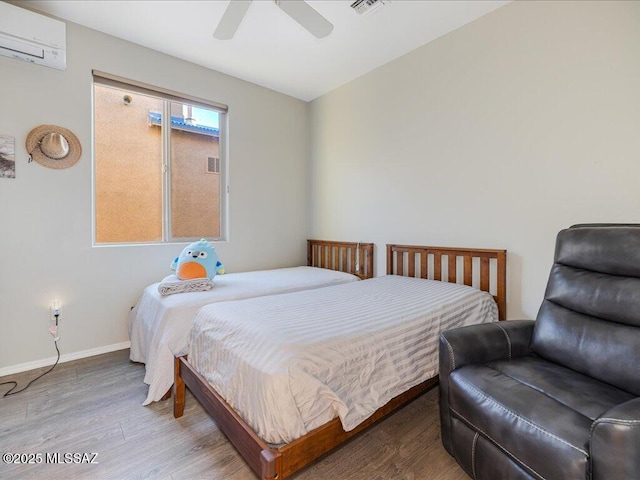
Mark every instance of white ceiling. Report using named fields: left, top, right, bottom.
left=23, top=0, right=509, bottom=102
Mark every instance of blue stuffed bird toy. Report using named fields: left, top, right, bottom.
left=171, top=239, right=225, bottom=280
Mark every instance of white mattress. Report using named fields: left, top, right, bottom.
left=188, top=275, right=498, bottom=444
left=129, top=266, right=360, bottom=405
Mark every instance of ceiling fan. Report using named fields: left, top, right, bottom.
left=214, top=0, right=334, bottom=40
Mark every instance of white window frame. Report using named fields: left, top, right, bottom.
left=92, top=71, right=228, bottom=245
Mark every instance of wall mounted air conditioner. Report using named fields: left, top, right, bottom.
left=0, top=1, right=66, bottom=70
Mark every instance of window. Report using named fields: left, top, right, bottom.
left=207, top=157, right=220, bottom=174
left=92, top=71, right=227, bottom=244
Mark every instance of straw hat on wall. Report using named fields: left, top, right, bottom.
left=26, top=125, right=82, bottom=169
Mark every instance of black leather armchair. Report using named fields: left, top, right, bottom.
left=439, top=225, right=640, bottom=480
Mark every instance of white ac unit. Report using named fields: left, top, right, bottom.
left=0, top=1, right=66, bottom=70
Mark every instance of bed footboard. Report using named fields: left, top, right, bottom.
left=173, top=356, right=186, bottom=418
left=174, top=354, right=437, bottom=480
left=175, top=355, right=274, bottom=476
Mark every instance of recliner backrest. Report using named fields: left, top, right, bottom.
left=531, top=224, right=640, bottom=396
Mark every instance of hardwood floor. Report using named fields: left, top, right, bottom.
left=0, top=350, right=468, bottom=480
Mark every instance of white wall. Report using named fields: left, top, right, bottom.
left=0, top=19, right=308, bottom=372
left=2, top=0, right=639, bottom=374
left=309, top=1, right=640, bottom=320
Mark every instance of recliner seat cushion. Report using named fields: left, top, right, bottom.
left=449, top=357, right=635, bottom=480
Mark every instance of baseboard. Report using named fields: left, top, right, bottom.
left=0, top=341, right=131, bottom=377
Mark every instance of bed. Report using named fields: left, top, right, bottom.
left=129, top=239, right=374, bottom=405
left=174, top=244, right=506, bottom=479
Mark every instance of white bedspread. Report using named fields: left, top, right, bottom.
left=129, top=266, right=360, bottom=405
left=188, top=275, right=498, bottom=444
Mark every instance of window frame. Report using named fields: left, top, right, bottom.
left=92, top=71, right=228, bottom=246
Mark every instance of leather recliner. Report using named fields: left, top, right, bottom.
left=438, top=224, right=640, bottom=480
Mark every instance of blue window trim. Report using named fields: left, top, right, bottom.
left=148, top=112, right=219, bottom=137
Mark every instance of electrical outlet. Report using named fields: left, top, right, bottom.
left=49, top=301, right=61, bottom=341
left=50, top=301, right=61, bottom=323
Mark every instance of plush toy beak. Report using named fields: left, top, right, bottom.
left=177, top=261, right=207, bottom=280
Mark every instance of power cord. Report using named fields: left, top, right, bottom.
left=1, top=312, right=61, bottom=398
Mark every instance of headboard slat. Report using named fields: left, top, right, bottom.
left=434, top=253, right=442, bottom=281
left=463, top=256, right=473, bottom=286
left=480, top=257, right=490, bottom=292
left=386, top=244, right=507, bottom=320
left=307, top=240, right=374, bottom=280
left=448, top=255, right=456, bottom=283
left=408, top=252, right=416, bottom=278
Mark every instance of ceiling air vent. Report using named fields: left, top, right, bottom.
left=350, top=0, right=388, bottom=16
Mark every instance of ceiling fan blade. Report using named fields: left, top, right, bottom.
left=214, top=0, right=252, bottom=40
left=275, top=1, right=334, bottom=39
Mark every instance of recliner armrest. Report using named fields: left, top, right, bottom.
left=439, top=320, right=535, bottom=376
left=438, top=320, right=534, bottom=455
left=590, top=397, right=640, bottom=480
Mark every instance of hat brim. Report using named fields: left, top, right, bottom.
left=26, top=125, right=82, bottom=169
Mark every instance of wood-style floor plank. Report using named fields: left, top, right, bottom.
left=0, top=349, right=468, bottom=480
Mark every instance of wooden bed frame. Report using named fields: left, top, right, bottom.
left=174, top=243, right=507, bottom=479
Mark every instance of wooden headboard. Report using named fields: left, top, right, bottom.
left=386, top=244, right=507, bottom=320
left=307, top=240, right=374, bottom=280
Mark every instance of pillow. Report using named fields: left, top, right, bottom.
left=170, top=239, right=225, bottom=280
